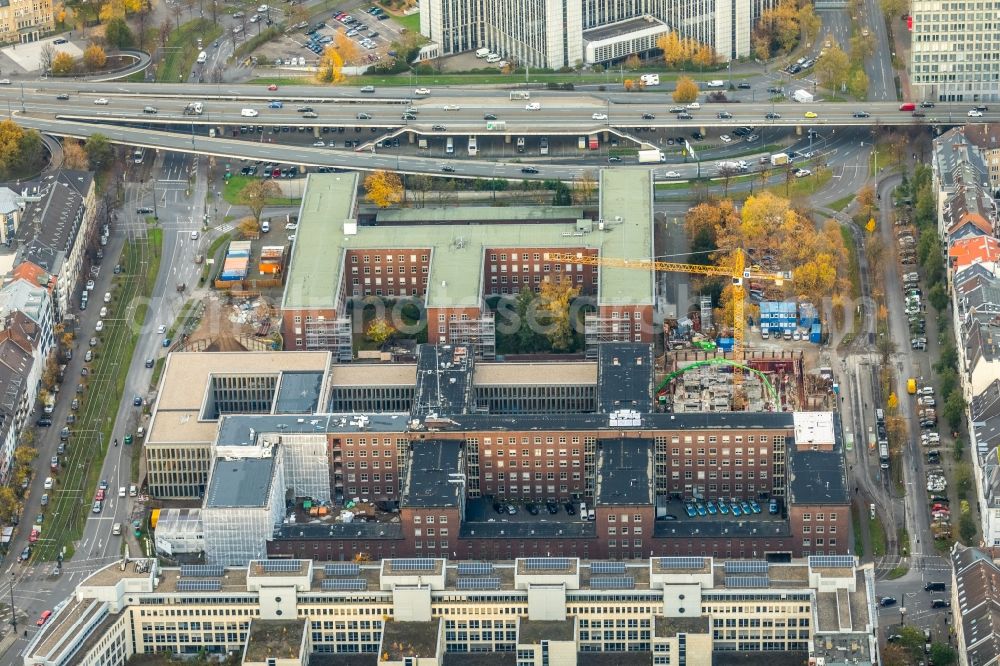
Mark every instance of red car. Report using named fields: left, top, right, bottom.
left=28, top=528, right=39, bottom=543
left=267, top=84, right=278, bottom=91
left=36, top=610, right=52, bottom=626
left=95, top=489, right=105, bottom=502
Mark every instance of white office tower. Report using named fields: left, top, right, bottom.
left=419, top=0, right=776, bottom=68
left=202, top=445, right=285, bottom=566
left=909, top=0, right=1000, bottom=103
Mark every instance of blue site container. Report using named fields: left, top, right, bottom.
left=810, top=322, right=822, bottom=344
left=716, top=337, right=735, bottom=352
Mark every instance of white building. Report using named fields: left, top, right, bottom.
left=0, top=278, right=55, bottom=360
left=23, top=555, right=878, bottom=666
left=419, top=0, right=776, bottom=69
left=909, top=0, right=1000, bottom=103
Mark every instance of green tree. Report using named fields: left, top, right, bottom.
left=847, top=68, right=869, bottom=98
left=935, top=341, right=958, bottom=373
left=916, top=231, right=938, bottom=265
left=929, top=643, right=956, bottom=666
left=959, top=511, right=977, bottom=544
left=104, top=17, right=135, bottom=48
left=84, top=133, right=114, bottom=168
left=943, top=389, right=966, bottom=431
left=897, top=626, right=926, bottom=660
left=513, top=288, right=540, bottom=352
left=815, top=45, right=850, bottom=91
left=929, top=283, right=949, bottom=312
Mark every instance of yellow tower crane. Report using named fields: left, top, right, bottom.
left=545, top=249, right=791, bottom=383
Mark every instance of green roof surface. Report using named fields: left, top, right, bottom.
left=284, top=170, right=654, bottom=310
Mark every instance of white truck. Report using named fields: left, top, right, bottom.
left=717, top=160, right=749, bottom=172
left=183, top=102, right=203, bottom=115
left=770, top=152, right=790, bottom=166
left=485, top=120, right=507, bottom=130
left=196, top=51, right=208, bottom=64
left=638, top=149, right=667, bottom=164
left=706, top=80, right=725, bottom=88
left=791, top=89, right=814, bottom=103
left=640, top=73, right=660, bottom=86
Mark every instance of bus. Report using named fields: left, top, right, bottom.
left=516, top=137, right=525, bottom=153
left=446, top=137, right=454, bottom=155
left=540, top=137, right=549, bottom=155
left=878, top=442, right=890, bottom=469
left=468, top=136, right=477, bottom=156
left=133, top=148, right=146, bottom=165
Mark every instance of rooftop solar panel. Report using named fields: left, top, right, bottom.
left=321, top=578, right=368, bottom=591
left=176, top=579, right=223, bottom=592
left=590, top=576, right=635, bottom=589
left=324, top=563, right=360, bottom=577
left=180, top=564, right=224, bottom=578
left=456, top=577, right=501, bottom=590
left=457, top=562, right=494, bottom=576
left=592, top=561, right=627, bottom=574
left=658, top=557, right=706, bottom=570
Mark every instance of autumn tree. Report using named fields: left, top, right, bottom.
left=51, top=51, right=75, bottom=75
left=672, top=76, right=699, bottom=103
left=237, top=216, right=259, bottom=239
left=364, top=170, right=404, bottom=208
left=538, top=277, right=581, bottom=351
left=316, top=45, right=345, bottom=83
left=0, top=486, right=20, bottom=524
left=332, top=29, right=361, bottom=65
left=815, top=45, right=850, bottom=92
left=857, top=184, right=876, bottom=216
left=753, top=0, right=802, bottom=57
left=623, top=79, right=635, bottom=92
left=797, top=2, right=821, bottom=41
left=692, top=44, right=716, bottom=69
left=624, top=54, right=641, bottom=71
left=572, top=170, right=597, bottom=205
left=239, top=179, right=279, bottom=222
left=879, top=0, right=908, bottom=18
left=54, top=2, right=67, bottom=24
left=847, top=68, right=869, bottom=98
left=658, top=31, right=685, bottom=68
left=717, top=164, right=740, bottom=197
left=366, top=317, right=396, bottom=345
left=83, top=44, right=107, bottom=71
left=158, top=19, right=172, bottom=47
left=0, top=120, right=37, bottom=178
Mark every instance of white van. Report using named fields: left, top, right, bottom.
left=640, top=73, right=660, bottom=86
left=241, top=108, right=259, bottom=117
left=486, top=54, right=501, bottom=63
left=475, top=47, right=490, bottom=58
left=525, top=102, right=541, bottom=111
left=103, top=291, right=112, bottom=303
left=44, top=477, right=53, bottom=490
left=196, top=50, right=208, bottom=64
left=261, top=220, right=270, bottom=233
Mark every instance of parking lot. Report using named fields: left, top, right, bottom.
left=254, top=6, right=397, bottom=70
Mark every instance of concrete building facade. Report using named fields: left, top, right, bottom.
left=0, top=0, right=53, bottom=44
left=23, top=555, right=878, bottom=666
left=909, top=0, right=1000, bottom=103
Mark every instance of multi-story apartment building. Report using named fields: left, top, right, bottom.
left=419, top=0, right=777, bottom=68
left=14, top=170, right=97, bottom=320
left=144, top=346, right=851, bottom=566
left=22, top=555, right=877, bottom=666
left=0, top=0, right=53, bottom=44
left=963, top=123, right=1000, bottom=198
left=909, top=0, right=1000, bottom=103
left=281, top=170, right=656, bottom=360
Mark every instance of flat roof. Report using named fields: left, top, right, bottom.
left=597, top=343, right=653, bottom=412
left=444, top=411, right=797, bottom=432
left=597, top=438, right=652, bottom=506
left=205, top=456, right=276, bottom=508
left=282, top=171, right=359, bottom=310
left=328, top=364, right=416, bottom=387
left=275, top=371, right=324, bottom=414
left=402, top=439, right=463, bottom=508
left=381, top=619, right=440, bottom=660
left=793, top=411, right=836, bottom=447
left=520, top=617, right=575, bottom=643
left=149, top=351, right=329, bottom=444
left=474, top=362, right=597, bottom=386
left=289, top=171, right=654, bottom=310
left=583, top=14, right=668, bottom=43
left=788, top=417, right=849, bottom=505
left=376, top=205, right=585, bottom=224
left=654, top=615, right=710, bottom=637
left=245, top=620, right=305, bottom=662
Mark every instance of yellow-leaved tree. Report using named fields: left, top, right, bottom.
left=51, top=51, right=75, bottom=75
left=672, top=76, right=699, bottom=103
left=538, top=277, right=581, bottom=351
left=333, top=29, right=361, bottom=65
left=364, top=170, right=403, bottom=208
left=366, top=317, right=396, bottom=345
left=316, top=45, right=345, bottom=83
left=83, top=44, right=107, bottom=71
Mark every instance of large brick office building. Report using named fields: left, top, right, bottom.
left=144, top=346, right=850, bottom=566
left=279, top=169, right=656, bottom=360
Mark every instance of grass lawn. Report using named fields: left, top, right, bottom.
left=201, top=231, right=233, bottom=283
left=396, top=12, right=420, bottom=33
left=157, top=19, right=223, bottom=83
left=829, top=193, right=856, bottom=212
left=222, top=175, right=299, bottom=206
left=851, top=504, right=865, bottom=558
left=37, top=230, right=162, bottom=561
left=765, top=167, right=833, bottom=198
left=868, top=514, right=887, bottom=557
left=841, top=225, right=861, bottom=300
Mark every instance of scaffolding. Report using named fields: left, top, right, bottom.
left=303, top=316, right=352, bottom=362
left=449, top=313, right=496, bottom=360
left=584, top=314, right=636, bottom=358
